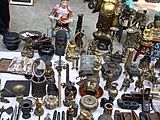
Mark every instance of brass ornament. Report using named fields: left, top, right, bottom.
left=13, top=84, right=25, bottom=103
left=80, top=95, right=98, bottom=112
left=44, top=95, right=58, bottom=109
left=34, top=98, right=44, bottom=116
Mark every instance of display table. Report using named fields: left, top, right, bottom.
left=0, top=51, right=159, bottom=120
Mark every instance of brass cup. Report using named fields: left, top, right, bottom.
left=13, top=84, right=25, bottom=103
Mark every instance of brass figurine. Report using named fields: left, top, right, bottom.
left=45, top=60, right=53, bottom=79
left=91, top=0, right=121, bottom=50
left=119, top=72, right=131, bottom=92
left=77, top=109, right=94, bottom=120
left=66, top=104, right=78, bottom=120
left=65, top=41, right=79, bottom=62
left=21, top=38, right=34, bottom=58
left=134, top=75, right=144, bottom=91
left=34, top=98, right=44, bottom=116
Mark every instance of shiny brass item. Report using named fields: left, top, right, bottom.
left=65, top=41, right=79, bottom=62
left=77, top=109, right=94, bottom=120
left=13, top=84, right=25, bottom=103
left=34, top=98, right=44, bottom=116
left=45, top=60, right=53, bottom=79
left=44, top=95, right=58, bottom=109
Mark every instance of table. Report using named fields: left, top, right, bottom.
left=0, top=51, right=159, bottom=120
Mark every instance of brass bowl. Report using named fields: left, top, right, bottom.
left=13, top=84, right=25, bottom=93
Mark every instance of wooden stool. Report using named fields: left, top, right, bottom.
left=133, top=41, right=154, bottom=61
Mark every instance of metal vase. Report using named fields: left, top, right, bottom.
left=31, top=76, right=46, bottom=98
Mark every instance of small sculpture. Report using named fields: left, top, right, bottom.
left=134, top=75, right=144, bottom=91
left=66, top=104, right=78, bottom=120
left=21, top=38, right=34, bottom=58
left=34, top=98, right=44, bottom=116
left=119, top=72, right=131, bottom=92
left=77, top=109, right=94, bottom=120
left=48, top=0, right=73, bottom=39
left=91, top=0, right=121, bottom=50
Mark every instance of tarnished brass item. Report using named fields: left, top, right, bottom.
left=45, top=60, right=52, bottom=79
left=21, top=38, right=34, bottom=58
left=134, top=75, right=144, bottom=91
left=108, top=83, right=118, bottom=101
left=0, top=90, right=10, bottom=103
left=80, top=95, right=98, bottom=112
left=77, top=109, right=94, bottom=120
left=102, top=62, right=122, bottom=82
left=13, top=84, right=25, bottom=103
left=44, top=95, right=58, bottom=109
left=110, top=51, right=122, bottom=63
left=34, top=98, right=44, bottom=116
left=119, top=72, right=131, bottom=92
left=67, top=104, right=78, bottom=120
left=84, top=76, right=99, bottom=95
left=62, top=64, right=77, bottom=107
left=124, top=48, right=134, bottom=70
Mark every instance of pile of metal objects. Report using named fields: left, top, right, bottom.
left=0, top=0, right=160, bottom=120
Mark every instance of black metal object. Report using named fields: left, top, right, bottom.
left=0, top=106, right=13, bottom=120
left=75, top=14, right=84, bottom=49
left=55, top=30, right=67, bottom=56
left=117, top=99, right=139, bottom=110
left=20, top=99, right=33, bottom=119
left=3, top=32, right=21, bottom=50
left=121, top=88, right=158, bottom=113
left=38, top=39, right=54, bottom=61
left=52, top=110, right=57, bottom=120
